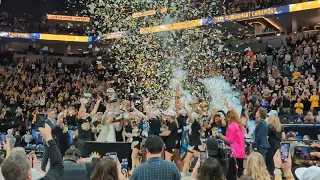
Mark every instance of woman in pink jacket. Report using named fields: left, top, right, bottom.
left=218, top=109, right=245, bottom=180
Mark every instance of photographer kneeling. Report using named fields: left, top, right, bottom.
left=1, top=124, right=64, bottom=180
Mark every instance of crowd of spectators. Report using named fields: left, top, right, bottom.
left=0, top=31, right=320, bottom=135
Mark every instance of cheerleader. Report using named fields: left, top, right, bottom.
left=160, top=109, right=179, bottom=161
left=182, top=104, right=202, bottom=173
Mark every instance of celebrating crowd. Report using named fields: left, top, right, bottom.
left=0, top=30, right=319, bottom=180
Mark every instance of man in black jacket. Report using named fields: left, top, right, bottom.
left=1, top=124, right=64, bottom=180
left=253, top=107, right=270, bottom=160
left=41, top=109, right=60, bottom=172
left=61, top=146, right=99, bottom=180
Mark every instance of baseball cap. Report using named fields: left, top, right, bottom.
left=65, top=146, right=82, bottom=158
left=295, top=166, right=320, bottom=180
left=267, top=110, right=278, bottom=117
left=206, top=137, right=219, bottom=156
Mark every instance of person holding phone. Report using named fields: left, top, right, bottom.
left=1, top=124, right=64, bottom=180
left=41, top=109, right=57, bottom=172
left=273, top=150, right=295, bottom=180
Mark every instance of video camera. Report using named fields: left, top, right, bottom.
left=207, top=135, right=233, bottom=162
left=215, top=138, right=233, bottom=162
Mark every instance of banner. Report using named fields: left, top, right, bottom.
left=139, top=0, right=320, bottom=34
left=39, top=34, right=89, bottom=42
left=140, top=19, right=202, bottom=34
left=46, top=14, right=90, bottom=23
left=0, top=32, right=40, bottom=40
left=213, top=6, right=289, bottom=23
left=289, top=1, right=320, bottom=12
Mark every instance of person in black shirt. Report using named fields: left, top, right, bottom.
left=14, top=130, right=22, bottom=147
left=91, top=112, right=104, bottom=140
left=207, top=110, right=227, bottom=136
left=181, top=103, right=203, bottom=174
left=173, top=94, right=188, bottom=171
left=160, top=109, right=179, bottom=161
left=124, top=113, right=143, bottom=174
left=282, top=94, right=291, bottom=115
left=75, top=98, right=101, bottom=155
left=266, top=116, right=285, bottom=175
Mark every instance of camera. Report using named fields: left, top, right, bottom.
left=216, top=139, right=232, bottom=162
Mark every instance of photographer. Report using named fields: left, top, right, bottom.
left=205, top=137, right=229, bottom=175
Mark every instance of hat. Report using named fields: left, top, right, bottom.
left=65, top=146, right=81, bottom=158
left=162, top=109, right=176, bottom=117
left=97, top=112, right=103, bottom=115
left=295, top=166, right=320, bottom=180
left=267, top=110, right=278, bottom=117
left=206, top=137, right=219, bottom=156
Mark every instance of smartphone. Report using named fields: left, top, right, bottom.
left=217, top=127, right=222, bottom=133
left=294, top=146, right=320, bottom=161
left=36, top=114, right=46, bottom=129
left=200, top=151, right=207, bottom=165
left=280, top=143, right=290, bottom=160
left=105, top=152, right=117, bottom=161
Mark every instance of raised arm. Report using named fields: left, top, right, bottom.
left=90, top=98, right=102, bottom=118
left=175, top=88, right=181, bottom=116
left=101, top=104, right=110, bottom=126
left=132, top=102, right=148, bottom=120
left=185, top=103, right=194, bottom=124
left=142, top=97, right=151, bottom=119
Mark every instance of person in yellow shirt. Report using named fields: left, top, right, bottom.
left=309, top=91, right=319, bottom=109
left=292, top=68, right=300, bottom=80
left=32, top=107, right=39, bottom=123
left=294, top=98, right=304, bottom=114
